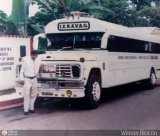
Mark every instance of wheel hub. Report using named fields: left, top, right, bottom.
left=92, top=81, right=101, bottom=101
left=151, top=73, right=156, bottom=85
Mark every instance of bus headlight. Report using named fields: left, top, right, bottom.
left=72, top=65, right=80, bottom=78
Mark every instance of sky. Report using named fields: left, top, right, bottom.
left=0, top=0, right=12, bottom=16
left=0, top=0, right=38, bottom=17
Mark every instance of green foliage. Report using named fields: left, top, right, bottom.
left=138, top=6, right=160, bottom=27
left=130, top=0, right=152, bottom=10
left=98, top=0, right=130, bottom=25
left=29, top=0, right=160, bottom=31
left=10, top=0, right=25, bottom=27
left=38, top=37, right=47, bottom=53
left=0, top=10, right=18, bottom=35
left=28, top=12, right=54, bottom=26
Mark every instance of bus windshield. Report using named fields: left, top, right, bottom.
left=46, top=32, right=104, bottom=51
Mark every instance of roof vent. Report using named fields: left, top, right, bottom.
left=59, top=11, right=90, bottom=19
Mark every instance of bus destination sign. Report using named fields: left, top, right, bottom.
left=58, top=21, right=90, bottom=31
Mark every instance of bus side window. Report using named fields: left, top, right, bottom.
left=107, top=35, right=129, bottom=52
left=155, top=43, right=160, bottom=53
left=107, top=35, right=160, bottom=54
left=107, top=35, right=117, bottom=52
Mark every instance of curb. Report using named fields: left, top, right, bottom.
left=0, top=98, right=23, bottom=111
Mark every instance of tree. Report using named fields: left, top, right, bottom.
left=87, top=0, right=137, bottom=27
left=10, top=0, right=31, bottom=36
left=29, top=0, right=115, bottom=24
left=0, top=10, right=18, bottom=35
left=28, top=0, right=160, bottom=32
left=27, top=12, right=54, bottom=36
left=137, top=6, right=160, bottom=27
left=130, top=0, right=160, bottom=10
left=28, top=0, right=59, bottom=35
left=130, top=0, right=152, bottom=11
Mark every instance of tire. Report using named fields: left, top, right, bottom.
left=145, top=70, right=156, bottom=89
left=85, top=74, right=101, bottom=109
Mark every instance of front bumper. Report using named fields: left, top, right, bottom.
left=37, top=88, right=85, bottom=98
left=37, top=80, right=85, bottom=98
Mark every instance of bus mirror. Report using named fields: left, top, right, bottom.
left=38, top=37, right=47, bottom=53
left=33, top=33, right=46, bottom=51
left=101, top=33, right=108, bottom=49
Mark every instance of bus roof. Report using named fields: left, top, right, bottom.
left=45, top=17, right=160, bottom=44
left=129, top=27, right=160, bottom=43
left=45, top=17, right=127, bottom=34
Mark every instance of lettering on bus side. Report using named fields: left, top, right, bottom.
left=117, top=55, right=159, bottom=60
left=150, top=55, right=159, bottom=59
left=58, top=21, right=90, bottom=31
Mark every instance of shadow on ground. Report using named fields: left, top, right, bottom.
left=35, top=83, right=158, bottom=113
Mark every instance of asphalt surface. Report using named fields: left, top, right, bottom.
left=0, top=83, right=160, bottom=130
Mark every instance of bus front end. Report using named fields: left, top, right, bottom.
left=37, top=59, right=85, bottom=98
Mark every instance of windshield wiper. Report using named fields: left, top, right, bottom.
left=47, top=49, right=57, bottom=51
left=58, top=46, right=73, bottom=51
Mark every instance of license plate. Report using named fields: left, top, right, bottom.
left=40, top=73, right=56, bottom=78
left=42, top=92, right=53, bottom=96
left=48, top=73, right=56, bottom=78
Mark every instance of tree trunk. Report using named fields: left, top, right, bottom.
left=59, top=0, right=67, bottom=15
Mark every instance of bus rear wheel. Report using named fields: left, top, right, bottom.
left=145, top=70, right=156, bottom=89
left=85, top=75, right=101, bottom=109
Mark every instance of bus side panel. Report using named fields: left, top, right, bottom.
left=105, top=52, right=152, bottom=87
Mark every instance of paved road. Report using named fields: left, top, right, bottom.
left=0, top=83, right=160, bottom=130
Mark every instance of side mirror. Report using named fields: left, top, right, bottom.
left=38, top=37, right=47, bottom=54
left=33, top=33, right=46, bottom=51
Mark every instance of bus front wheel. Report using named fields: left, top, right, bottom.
left=85, top=75, right=101, bottom=109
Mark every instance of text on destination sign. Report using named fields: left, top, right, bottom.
left=58, top=21, right=90, bottom=31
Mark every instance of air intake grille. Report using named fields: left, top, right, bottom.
left=56, top=65, right=73, bottom=78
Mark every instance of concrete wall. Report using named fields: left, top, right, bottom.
left=0, top=36, right=31, bottom=90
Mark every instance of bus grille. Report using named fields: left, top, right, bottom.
left=56, top=65, right=73, bottom=78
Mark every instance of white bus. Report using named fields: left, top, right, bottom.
left=30, top=12, right=160, bottom=109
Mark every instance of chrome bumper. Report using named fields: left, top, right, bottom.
left=37, top=80, right=85, bottom=98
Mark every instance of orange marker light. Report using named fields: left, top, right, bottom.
left=80, top=57, right=85, bottom=63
